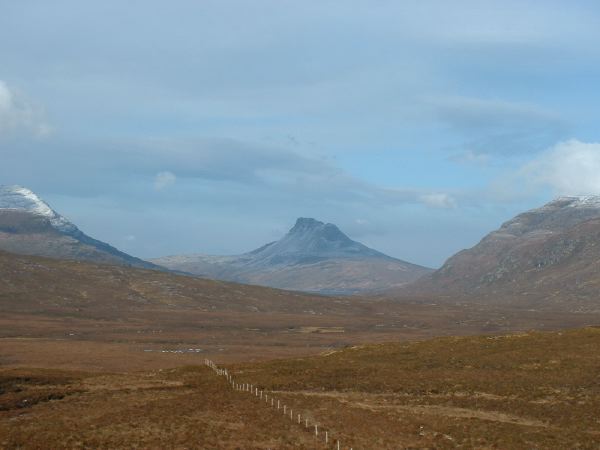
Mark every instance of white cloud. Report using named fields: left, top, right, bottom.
left=0, top=80, right=51, bottom=137
left=418, top=192, right=457, bottom=209
left=523, top=139, right=600, bottom=195
left=154, top=171, right=177, bottom=190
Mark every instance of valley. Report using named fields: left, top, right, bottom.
left=4, top=3, right=600, bottom=447
left=2, top=191, right=600, bottom=448
left=1, top=250, right=599, bottom=373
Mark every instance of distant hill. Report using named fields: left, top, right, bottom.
left=152, top=217, right=432, bottom=294
left=404, top=196, right=600, bottom=310
left=0, top=185, right=161, bottom=270
left=0, top=248, right=367, bottom=318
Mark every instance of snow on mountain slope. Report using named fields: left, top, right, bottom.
left=0, top=185, right=77, bottom=233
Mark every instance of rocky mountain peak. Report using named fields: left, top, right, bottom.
left=290, top=217, right=324, bottom=231
left=287, top=217, right=350, bottom=243
left=152, top=217, right=432, bottom=294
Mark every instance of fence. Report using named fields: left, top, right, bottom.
left=204, top=359, right=353, bottom=450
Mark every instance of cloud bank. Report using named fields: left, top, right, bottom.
left=524, top=140, right=600, bottom=195
left=0, top=80, right=51, bottom=137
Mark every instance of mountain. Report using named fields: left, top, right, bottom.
left=405, top=196, right=600, bottom=310
left=152, top=217, right=432, bottom=294
left=0, top=185, right=160, bottom=270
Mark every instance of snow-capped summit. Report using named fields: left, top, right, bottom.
left=496, top=195, right=600, bottom=237
left=560, top=195, right=600, bottom=208
left=0, top=185, right=160, bottom=270
left=0, top=185, right=76, bottom=233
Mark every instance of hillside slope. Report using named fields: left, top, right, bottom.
left=0, top=249, right=344, bottom=316
left=404, top=196, right=600, bottom=310
left=0, top=185, right=160, bottom=270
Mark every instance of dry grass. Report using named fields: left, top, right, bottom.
left=0, top=366, right=331, bottom=449
left=2, top=328, right=600, bottom=448
left=228, top=327, right=600, bottom=449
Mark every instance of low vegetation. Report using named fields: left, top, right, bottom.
left=230, top=327, right=600, bottom=448
left=2, top=328, right=600, bottom=448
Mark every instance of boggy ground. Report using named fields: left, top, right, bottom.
left=2, top=327, right=600, bottom=449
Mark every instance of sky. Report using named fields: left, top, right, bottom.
left=1, top=0, right=600, bottom=268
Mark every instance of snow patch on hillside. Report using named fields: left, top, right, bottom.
left=0, top=185, right=77, bottom=233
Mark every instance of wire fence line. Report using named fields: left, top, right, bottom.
left=204, top=359, right=352, bottom=450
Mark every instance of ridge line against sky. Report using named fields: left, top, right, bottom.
left=1, top=0, right=600, bottom=267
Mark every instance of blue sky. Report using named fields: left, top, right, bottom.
left=1, top=0, right=600, bottom=267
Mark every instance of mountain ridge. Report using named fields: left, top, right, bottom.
left=153, top=217, right=431, bottom=294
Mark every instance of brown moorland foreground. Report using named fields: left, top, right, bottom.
left=2, top=251, right=600, bottom=448
left=2, top=328, right=600, bottom=448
